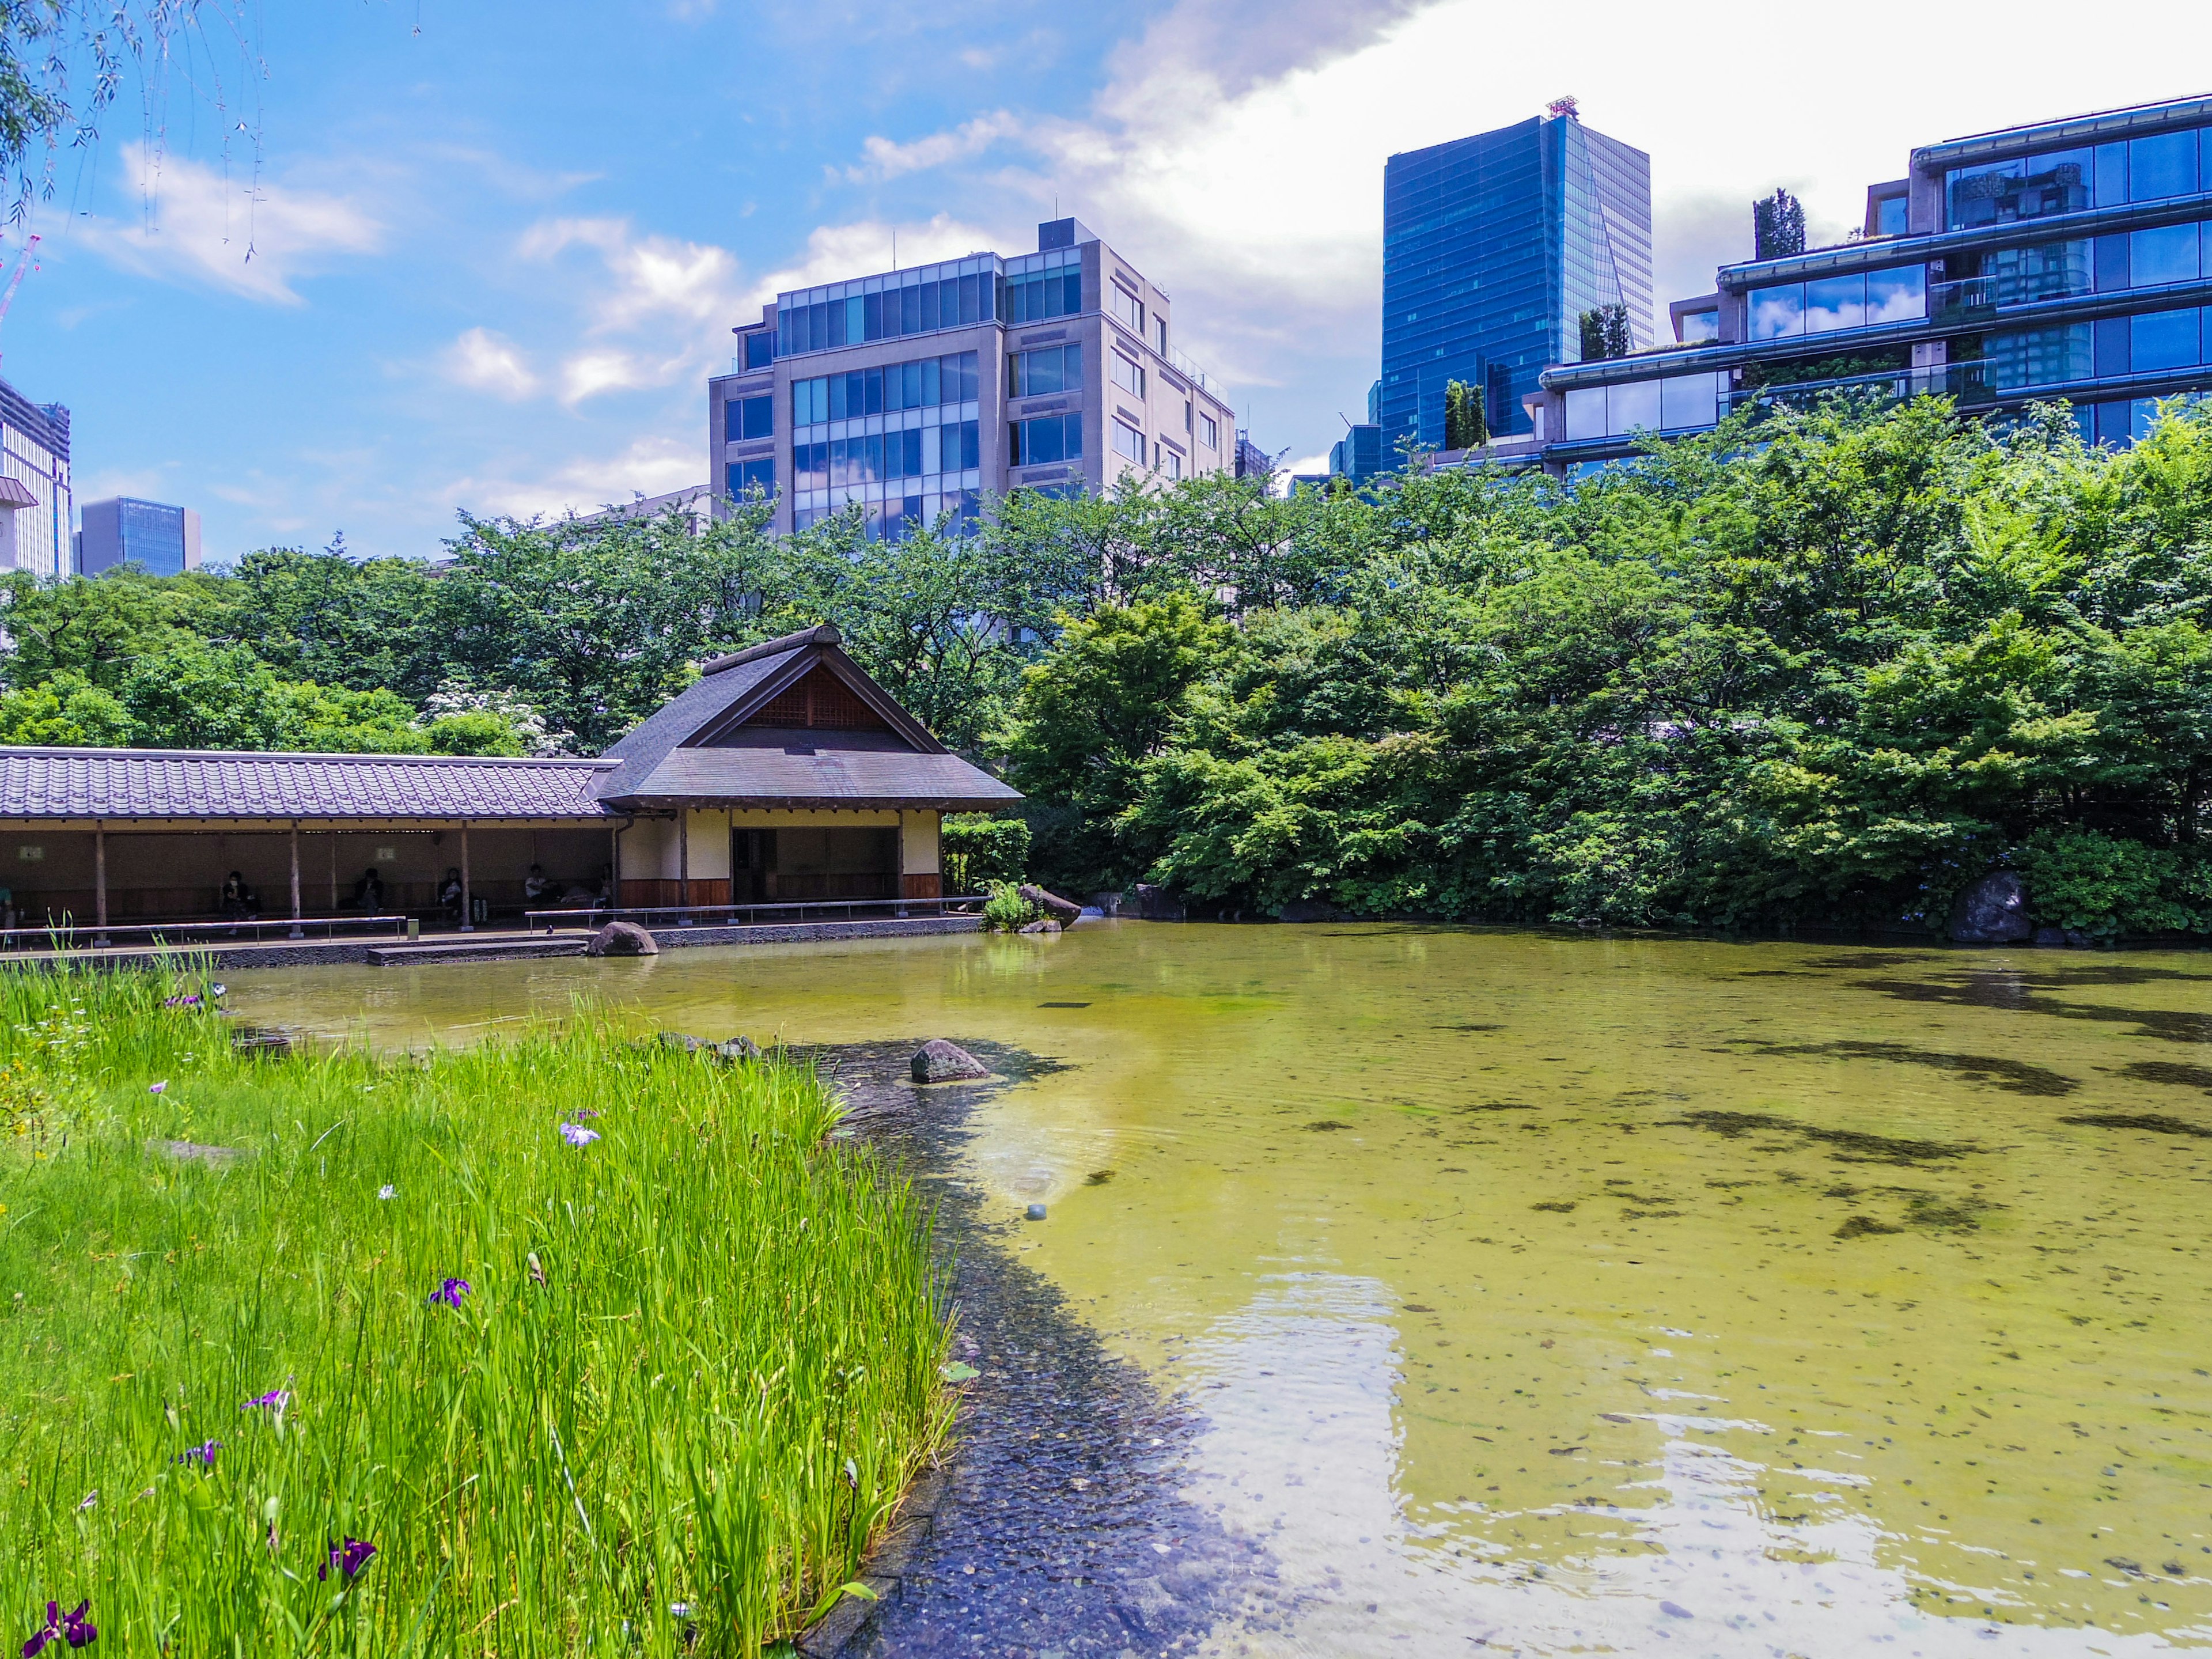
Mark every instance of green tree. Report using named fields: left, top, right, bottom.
left=1444, top=380, right=1488, bottom=451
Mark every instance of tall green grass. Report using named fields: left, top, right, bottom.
left=0, top=965, right=953, bottom=1657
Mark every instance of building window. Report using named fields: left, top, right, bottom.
left=1874, top=194, right=1910, bottom=236
left=1945, top=147, right=2093, bottom=229
left=1111, top=420, right=1146, bottom=463
left=1160, top=444, right=1183, bottom=479
left=1006, top=271, right=1083, bottom=324
left=1562, top=373, right=1723, bottom=442
left=2128, top=130, right=2200, bottom=202
left=726, top=457, right=775, bottom=499
left=1987, top=323, right=2094, bottom=389
left=1109, top=283, right=1145, bottom=334
left=1110, top=352, right=1145, bottom=399
left=1154, top=316, right=1169, bottom=355
left=2130, top=307, right=2206, bottom=373
left=1749, top=266, right=1923, bottom=341
left=1976, top=240, right=2092, bottom=306
left=1198, top=411, right=1218, bottom=448
left=1009, top=343, right=1082, bottom=396
left=725, top=395, right=772, bottom=441
left=2131, top=222, right=2202, bottom=289
left=743, top=331, right=775, bottom=370
left=1676, top=308, right=1720, bottom=344
left=790, top=351, right=979, bottom=430
left=1009, top=414, right=1082, bottom=466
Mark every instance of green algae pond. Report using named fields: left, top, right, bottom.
left=229, top=922, right=2212, bottom=1655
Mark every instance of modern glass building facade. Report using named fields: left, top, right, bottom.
left=707, top=219, right=1237, bottom=537
left=77, top=497, right=201, bottom=577
left=1531, top=94, right=2212, bottom=468
left=1380, top=108, right=1652, bottom=451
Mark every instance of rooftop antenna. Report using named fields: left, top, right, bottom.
left=891, top=229, right=897, bottom=269
left=1547, top=95, right=1580, bottom=120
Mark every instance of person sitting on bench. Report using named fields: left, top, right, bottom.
left=438, top=867, right=465, bottom=923
left=353, top=867, right=387, bottom=912
left=523, top=864, right=557, bottom=904
left=221, top=870, right=260, bottom=921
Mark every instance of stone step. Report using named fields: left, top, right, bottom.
left=366, top=937, right=588, bottom=966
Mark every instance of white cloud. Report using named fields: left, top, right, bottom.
left=76, top=143, right=382, bottom=305
left=442, top=328, right=539, bottom=399
left=446, top=433, right=703, bottom=521
left=846, top=113, right=1021, bottom=183
left=513, top=216, right=745, bottom=403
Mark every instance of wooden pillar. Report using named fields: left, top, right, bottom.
left=460, top=820, right=474, bottom=933
left=328, top=832, right=338, bottom=912
left=289, top=822, right=303, bottom=939
left=677, top=810, right=691, bottom=921
left=93, top=821, right=108, bottom=946
left=607, top=825, right=619, bottom=911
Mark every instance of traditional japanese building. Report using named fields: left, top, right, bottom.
left=0, top=624, right=1017, bottom=936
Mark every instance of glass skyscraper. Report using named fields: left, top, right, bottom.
left=1380, top=107, right=1653, bottom=449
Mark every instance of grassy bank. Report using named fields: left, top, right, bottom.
left=0, top=965, right=953, bottom=1657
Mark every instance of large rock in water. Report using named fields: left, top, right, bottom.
left=1949, top=872, right=2032, bottom=944
left=1131, top=884, right=1185, bottom=922
left=912, top=1039, right=989, bottom=1084
left=1018, top=882, right=1082, bottom=925
left=587, top=919, right=659, bottom=957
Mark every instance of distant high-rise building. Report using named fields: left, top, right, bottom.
left=78, top=497, right=201, bottom=577
left=0, top=377, right=72, bottom=578
left=708, top=217, right=1238, bottom=537
left=1380, top=105, right=1653, bottom=449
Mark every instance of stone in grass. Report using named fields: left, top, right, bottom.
left=586, top=919, right=659, bottom=957
left=229, top=1025, right=292, bottom=1058
left=658, top=1031, right=762, bottom=1065
left=911, top=1039, right=989, bottom=1084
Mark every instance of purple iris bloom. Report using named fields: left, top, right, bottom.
left=241, top=1389, right=290, bottom=1412
left=429, top=1278, right=470, bottom=1308
left=173, top=1440, right=221, bottom=1468
left=558, top=1123, right=600, bottom=1148
left=319, top=1539, right=376, bottom=1582
left=21, top=1602, right=93, bottom=1658
left=147, top=1081, right=165, bottom=1096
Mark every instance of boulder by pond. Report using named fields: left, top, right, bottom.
left=1131, top=884, right=1185, bottom=922
left=587, top=919, right=659, bottom=957
left=1277, top=899, right=1339, bottom=923
left=1017, top=918, right=1062, bottom=935
left=229, top=1025, right=292, bottom=1058
left=1949, top=872, right=2032, bottom=944
left=1018, top=884, right=1082, bottom=925
left=912, top=1039, right=990, bottom=1084
left=1090, top=891, right=1124, bottom=917
left=2034, top=925, right=2094, bottom=948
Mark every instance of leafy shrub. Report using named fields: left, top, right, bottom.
left=981, top=881, right=1041, bottom=931
left=941, top=814, right=1031, bottom=895
left=2014, top=828, right=2212, bottom=939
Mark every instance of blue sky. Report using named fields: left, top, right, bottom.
left=5, top=0, right=2210, bottom=562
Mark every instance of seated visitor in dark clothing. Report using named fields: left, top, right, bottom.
left=221, top=870, right=259, bottom=920
left=353, top=868, right=386, bottom=911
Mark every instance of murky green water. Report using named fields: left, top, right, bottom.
left=229, top=924, right=2212, bottom=1654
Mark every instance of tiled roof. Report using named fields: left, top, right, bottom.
left=607, top=746, right=1022, bottom=812
left=0, top=748, right=618, bottom=821
left=594, top=622, right=1016, bottom=811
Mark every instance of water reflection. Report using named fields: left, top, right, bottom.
left=226, top=925, right=2212, bottom=1652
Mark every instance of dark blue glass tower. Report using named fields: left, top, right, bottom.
left=1381, top=109, right=1652, bottom=448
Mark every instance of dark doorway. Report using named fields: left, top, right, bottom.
left=732, top=826, right=898, bottom=902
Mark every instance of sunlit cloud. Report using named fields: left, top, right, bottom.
left=442, top=328, right=539, bottom=399
left=445, top=433, right=702, bottom=521
left=75, top=143, right=383, bottom=305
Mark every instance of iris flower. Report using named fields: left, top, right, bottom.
left=377, top=1185, right=396, bottom=1200
left=21, top=1600, right=94, bottom=1657
left=429, top=1278, right=470, bottom=1308
left=173, top=1440, right=221, bottom=1468
left=558, top=1123, right=600, bottom=1148
left=319, top=1539, right=376, bottom=1582
left=241, top=1389, right=290, bottom=1412
left=147, top=1081, right=165, bottom=1095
